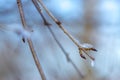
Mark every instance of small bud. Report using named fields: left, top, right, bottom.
left=22, top=37, right=25, bottom=43
left=91, top=48, right=97, bottom=52
left=80, top=54, right=86, bottom=60
left=44, top=21, right=51, bottom=26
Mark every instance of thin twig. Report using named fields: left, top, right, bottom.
left=32, top=0, right=50, bottom=26
left=37, top=0, right=97, bottom=60
left=32, top=0, right=84, bottom=78
left=48, top=27, right=84, bottom=78
left=17, top=0, right=46, bottom=80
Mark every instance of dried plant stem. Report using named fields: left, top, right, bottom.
left=32, top=0, right=50, bottom=26
left=32, top=0, right=84, bottom=78
left=48, top=27, right=84, bottom=78
left=37, top=0, right=79, bottom=47
left=37, top=0, right=96, bottom=60
left=17, top=0, right=46, bottom=80
left=27, top=39, right=46, bottom=80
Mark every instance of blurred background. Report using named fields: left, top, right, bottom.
left=0, top=0, right=120, bottom=80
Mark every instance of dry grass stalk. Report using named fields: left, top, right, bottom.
left=37, top=0, right=97, bottom=60
left=17, top=0, right=46, bottom=80
left=32, top=0, right=84, bottom=78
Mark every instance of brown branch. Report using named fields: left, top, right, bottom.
left=32, top=0, right=84, bottom=78
left=17, top=0, right=46, bottom=80
left=37, top=0, right=97, bottom=60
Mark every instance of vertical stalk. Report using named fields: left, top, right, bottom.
left=17, top=0, right=46, bottom=80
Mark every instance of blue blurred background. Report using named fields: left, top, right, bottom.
left=0, top=0, right=120, bottom=80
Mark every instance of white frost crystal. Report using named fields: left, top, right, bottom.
left=81, top=43, right=93, bottom=49
left=1, top=24, right=32, bottom=39
left=91, top=60, right=95, bottom=67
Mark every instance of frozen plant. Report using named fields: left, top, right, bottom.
left=0, top=24, right=32, bottom=43
left=37, top=0, right=97, bottom=60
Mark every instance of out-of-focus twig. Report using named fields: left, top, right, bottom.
left=32, top=0, right=50, bottom=26
left=37, top=0, right=97, bottom=60
left=2, top=54, right=21, bottom=80
left=32, top=0, right=84, bottom=78
left=17, top=0, right=46, bottom=80
left=48, top=26, right=84, bottom=78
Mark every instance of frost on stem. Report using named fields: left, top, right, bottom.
left=91, top=60, right=95, bottom=67
left=81, top=43, right=97, bottom=52
left=0, top=24, right=32, bottom=43
left=13, top=27, right=32, bottom=43
left=17, top=0, right=46, bottom=80
left=14, top=27, right=31, bottom=37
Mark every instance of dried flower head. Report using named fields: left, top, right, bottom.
left=79, top=43, right=97, bottom=60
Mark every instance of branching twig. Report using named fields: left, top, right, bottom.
left=37, top=0, right=97, bottom=60
left=32, top=0, right=84, bottom=78
left=17, top=0, right=46, bottom=80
